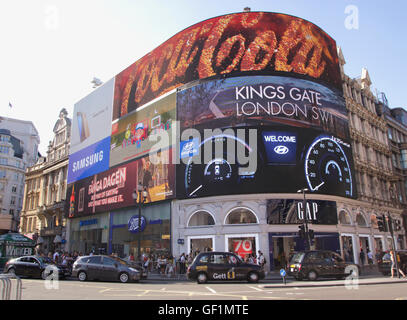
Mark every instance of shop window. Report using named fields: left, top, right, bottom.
left=338, top=210, right=352, bottom=225
left=225, top=208, right=258, bottom=225
left=187, top=211, right=215, bottom=227
left=356, top=214, right=368, bottom=227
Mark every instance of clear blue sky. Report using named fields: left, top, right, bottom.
left=1, top=0, right=406, bottom=154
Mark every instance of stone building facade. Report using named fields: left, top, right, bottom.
left=19, top=109, right=71, bottom=253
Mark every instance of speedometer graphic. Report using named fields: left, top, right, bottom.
left=184, top=134, right=257, bottom=198
left=304, top=136, right=353, bottom=197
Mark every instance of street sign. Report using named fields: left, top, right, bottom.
left=280, top=269, right=286, bottom=277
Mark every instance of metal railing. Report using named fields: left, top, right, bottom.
left=0, top=274, right=22, bottom=300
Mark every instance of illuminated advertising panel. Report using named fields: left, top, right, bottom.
left=66, top=148, right=175, bottom=218
left=176, top=75, right=356, bottom=199
left=67, top=136, right=111, bottom=184
left=113, top=12, right=341, bottom=121
left=70, top=78, right=115, bottom=155
left=266, top=199, right=338, bottom=225
left=109, top=91, right=176, bottom=167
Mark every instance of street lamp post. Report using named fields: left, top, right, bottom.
left=132, top=183, right=147, bottom=263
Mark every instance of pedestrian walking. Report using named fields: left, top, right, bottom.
left=390, top=250, right=406, bottom=279
left=359, top=249, right=365, bottom=265
left=257, top=250, right=266, bottom=269
left=53, top=251, right=59, bottom=264
left=179, top=253, right=186, bottom=274
left=367, top=250, right=373, bottom=264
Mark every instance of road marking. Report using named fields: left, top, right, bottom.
left=205, top=286, right=216, bottom=294
left=248, top=286, right=263, bottom=292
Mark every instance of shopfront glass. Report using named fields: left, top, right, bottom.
left=110, top=202, right=171, bottom=259
left=227, top=236, right=257, bottom=261
left=70, top=213, right=109, bottom=254
left=189, top=238, right=213, bottom=256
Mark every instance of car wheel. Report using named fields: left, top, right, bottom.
left=307, top=270, right=318, bottom=281
left=197, top=272, right=207, bottom=284
left=247, top=272, right=259, bottom=283
left=119, top=272, right=130, bottom=283
left=7, top=268, right=16, bottom=276
left=41, top=270, right=50, bottom=280
left=78, top=271, right=87, bottom=282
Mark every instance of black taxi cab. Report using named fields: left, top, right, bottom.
left=187, top=251, right=265, bottom=284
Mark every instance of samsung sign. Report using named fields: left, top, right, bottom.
left=263, top=132, right=297, bottom=164
left=67, top=136, right=111, bottom=184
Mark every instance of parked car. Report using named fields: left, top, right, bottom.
left=4, top=255, right=70, bottom=279
left=127, top=261, right=148, bottom=280
left=187, top=251, right=265, bottom=284
left=287, top=250, right=359, bottom=281
left=71, top=255, right=140, bottom=283
left=377, top=250, right=407, bottom=276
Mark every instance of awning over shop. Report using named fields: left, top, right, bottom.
left=0, top=233, right=36, bottom=246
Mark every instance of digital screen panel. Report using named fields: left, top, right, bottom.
left=176, top=75, right=356, bottom=200
left=109, top=91, right=176, bottom=167
left=66, top=148, right=175, bottom=218
left=113, top=12, right=341, bottom=121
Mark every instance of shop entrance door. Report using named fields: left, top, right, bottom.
left=359, top=236, right=370, bottom=265
left=341, top=236, right=354, bottom=263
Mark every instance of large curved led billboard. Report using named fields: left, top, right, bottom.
left=176, top=75, right=356, bottom=199
left=67, top=11, right=353, bottom=219
left=113, top=12, right=341, bottom=121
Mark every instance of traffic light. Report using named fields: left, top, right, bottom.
left=298, top=225, right=306, bottom=239
left=388, top=215, right=394, bottom=234
left=308, top=229, right=315, bottom=240
left=377, top=215, right=387, bottom=232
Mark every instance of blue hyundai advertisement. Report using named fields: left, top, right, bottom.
left=262, top=131, right=297, bottom=165
left=67, top=136, right=111, bottom=184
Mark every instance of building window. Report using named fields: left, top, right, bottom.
left=388, top=128, right=393, bottom=140
left=0, top=170, right=6, bottom=178
left=187, top=211, right=215, bottom=227
left=225, top=207, right=258, bottom=225
left=339, top=210, right=352, bottom=225
left=356, top=214, right=368, bottom=227
left=0, top=135, right=10, bottom=142
left=0, top=146, right=9, bottom=154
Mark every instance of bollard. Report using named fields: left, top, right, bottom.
left=0, top=274, right=22, bottom=300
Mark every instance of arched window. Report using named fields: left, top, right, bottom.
left=339, top=210, right=352, bottom=225
left=187, top=211, right=215, bottom=227
left=225, top=207, right=258, bottom=225
left=356, top=213, right=368, bottom=227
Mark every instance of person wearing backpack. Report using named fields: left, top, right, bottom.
left=258, top=250, right=266, bottom=269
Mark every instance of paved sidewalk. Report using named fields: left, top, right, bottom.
left=145, top=271, right=407, bottom=288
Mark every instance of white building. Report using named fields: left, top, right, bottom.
left=0, top=117, right=40, bottom=233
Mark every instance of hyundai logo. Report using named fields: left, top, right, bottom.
left=274, top=145, right=289, bottom=155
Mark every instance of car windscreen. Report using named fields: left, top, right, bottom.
left=290, top=252, right=305, bottom=264
left=37, top=257, right=55, bottom=265
left=111, top=257, right=129, bottom=266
